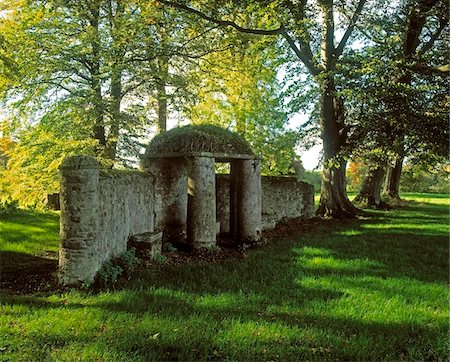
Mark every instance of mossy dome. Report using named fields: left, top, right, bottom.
left=144, top=124, right=254, bottom=156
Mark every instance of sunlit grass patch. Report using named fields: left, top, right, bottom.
left=299, top=256, right=385, bottom=272
left=0, top=211, right=60, bottom=255
left=401, top=193, right=450, bottom=205
left=361, top=222, right=448, bottom=235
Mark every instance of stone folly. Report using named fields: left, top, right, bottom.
left=141, top=152, right=262, bottom=250
left=58, top=125, right=314, bottom=286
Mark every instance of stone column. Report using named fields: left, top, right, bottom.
left=216, top=174, right=230, bottom=234
left=236, top=158, right=262, bottom=242
left=229, top=161, right=239, bottom=239
left=187, top=156, right=217, bottom=249
left=59, top=155, right=100, bottom=286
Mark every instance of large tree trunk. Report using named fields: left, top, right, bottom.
left=89, top=4, right=107, bottom=155
left=315, top=0, right=361, bottom=218
left=383, top=0, right=439, bottom=198
left=156, top=60, right=168, bottom=133
left=354, top=162, right=389, bottom=209
left=316, top=76, right=361, bottom=218
left=385, top=155, right=403, bottom=198
left=106, top=69, right=122, bottom=162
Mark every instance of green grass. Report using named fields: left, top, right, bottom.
left=0, top=211, right=60, bottom=255
left=1, top=193, right=449, bottom=361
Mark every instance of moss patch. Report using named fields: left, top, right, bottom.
left=145, top=125, right=254, bottom=155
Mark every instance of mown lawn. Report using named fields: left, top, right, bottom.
left=0, top=193, right=448, bottom=361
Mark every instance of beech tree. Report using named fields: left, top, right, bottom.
left=159, top=0, right=377, bottom=217
left=347, top=0, right=449, bottom=206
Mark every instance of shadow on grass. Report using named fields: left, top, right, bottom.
left=0, top=251, right=58, bottom=294
left=2, top=287, right=445, bottom=361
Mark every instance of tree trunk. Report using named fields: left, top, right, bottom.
left=104, top=1, right=124, bottom=163
left=89, top=5, right=107, bottom=154
left=156, top=65, right=168, bottom=133
left=354, top=162, right=389, bottom=209
left=106, top=69, right=122, bottom=162
left=316, top=76, right=361, bottom=218
left=383, top=0, right=438, bottom=199
left=156, top=45, right=169, bottom=133
left=314, top=0, right=361, bottom=218
left=385, top=155, right=403, bottom=198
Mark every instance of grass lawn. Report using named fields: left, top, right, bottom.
left=0, top=193, right=448, bottom=361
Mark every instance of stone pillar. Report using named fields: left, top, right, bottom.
left=236, top=158, right=262, bottom=242
left=143, top=158, right=188, bottom=245
left=229, top=162, right=239, bottom=239
left=59, top=155, right=100, bottom=286
left=216, top=174, right=230, bottom=234
left=187, top=156, right=217, bottom=249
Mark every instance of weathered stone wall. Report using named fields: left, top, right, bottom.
left=59, top=156, right=154, bottom=285
left=216, top=175, right=314, bottom=232
left=60, top=155, right=313, bottom=285
left=261, top=176, right=315, bottom=229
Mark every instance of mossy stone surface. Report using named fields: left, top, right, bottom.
left=144, top=125, right=254, bottom=156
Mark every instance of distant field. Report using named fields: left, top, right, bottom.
left=0, top=193, right=448, bottom=361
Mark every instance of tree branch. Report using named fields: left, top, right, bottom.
left=158, top=0, right=283, bottom=36
left=417, top=18, right=448, bottom=57
left=335, top=0, right=368, bottom=58
left=280, top=26, right=321, bottom=76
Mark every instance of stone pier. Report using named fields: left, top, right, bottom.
left=59, top=155, right=156, bottom=286
left=59, top=156, right=101, bottom=285
left=235, top=159, right=262, bottom=242
left=187, top=156, right=217, bottom=249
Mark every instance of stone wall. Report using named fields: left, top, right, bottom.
left=59, top=155, right=314, bottom=285
left=59, top=156, right=155, bottom=285
left=260, top=176, right=315, bottom=229
left=216, top=175, right=314, bottom=232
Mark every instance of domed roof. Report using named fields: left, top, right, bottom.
left=143, top=124, right=254, bottom=156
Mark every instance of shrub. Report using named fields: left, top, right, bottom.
left=94, top=248, right=140, bottom=288
left=0, top=199, right=19, bottom=215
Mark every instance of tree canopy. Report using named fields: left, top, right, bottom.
left=0, top=0, right=448, bottom=211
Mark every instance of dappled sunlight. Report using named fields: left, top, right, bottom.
left=293, top=246, right=332, bottom=257
left=335, top=229, right=365, bottom=236
left=299, top=256, right=384, bottom=272
left=294, top=246, right=385, bottom=274
left=401, top=194, right=450, bottom=206
left=361, top=222, right=448, bottom=235
left=297, top=275, right=448, bottom=325
left=1, top=194, right=448, bottom=360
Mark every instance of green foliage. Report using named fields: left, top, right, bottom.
left=96, top=261, right=124, bottom=286
left=400, top=164, right=449, bottom=194
left=0, top=122, right=96, bottom=208
left=153, top=253, right=168, bottom=264
left=184, top=35, right=298, bottom=175
left=341, top=0, right=449, bottom=170
left=0, top=199, right=19, bottom=215
left=0, top=195, right=448, bottom=360
left=146, top=124, right=254, bottom=155
left=94, top=248, right=140, bottom=288
left=302, top=170, right=322, bottom=192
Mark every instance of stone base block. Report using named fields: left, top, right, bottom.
left=129, top=231, right=163, bottom=259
